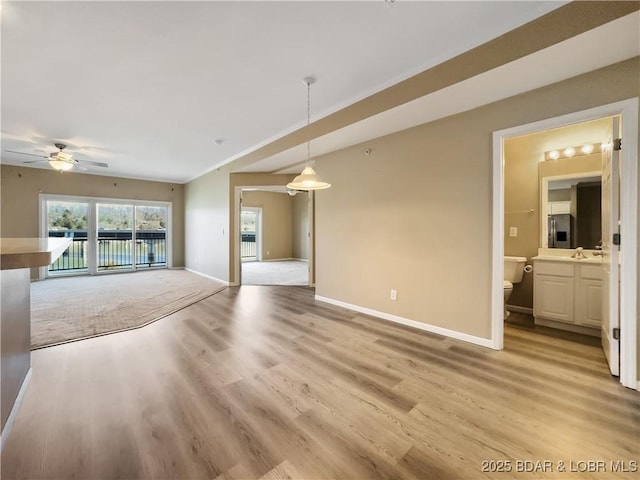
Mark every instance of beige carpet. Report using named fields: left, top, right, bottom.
left=241, top=260, right=308, bottom=285
left=31, top=269, right=226, bottom=349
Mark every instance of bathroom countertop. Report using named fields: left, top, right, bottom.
left=531, top=255, right=602, bottom=264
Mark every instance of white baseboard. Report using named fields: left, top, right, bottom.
left=315, top=295, right=493, bottom=349
left=506, top=304, right=533, bottom=315
left=243, top=258, right=307, bottom=263
left=1, top=367, right=32, bottom=452
left=184, top=268, right=229, bottom=286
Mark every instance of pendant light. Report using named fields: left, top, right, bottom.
left=287, top=77, right=331, bottom=191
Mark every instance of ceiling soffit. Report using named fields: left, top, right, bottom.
left=218, top=1, right=640, bottom=178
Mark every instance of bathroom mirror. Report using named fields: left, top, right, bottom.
left=540, top=172, right=602, bottom=249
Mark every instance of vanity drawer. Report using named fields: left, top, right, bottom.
left=580, top=264, right=603, bottom=280
left=533, top=261, right=573, bottom=277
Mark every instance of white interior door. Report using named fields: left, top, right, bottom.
left=601, top=117, right=620, bottom=376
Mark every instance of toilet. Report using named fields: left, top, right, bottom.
left=504, top=256, right=527, bottom=319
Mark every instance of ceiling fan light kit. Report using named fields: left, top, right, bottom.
left=287, top=76, right=331, bottom=192
left=4, top=142, right=109, bottom=172
left=48, top=144, right=75, bottom=171
left=49, top=158, right=75, bottom=172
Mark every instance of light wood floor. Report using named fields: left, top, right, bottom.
left=2, top=287, right=638, bottom=479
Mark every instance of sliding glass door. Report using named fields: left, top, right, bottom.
left=44, top=195, right=171, bottom=277
left=97, top=203, right=134, bottom=271
left=135, top=205, right=167, bottom=269
left=47, top=200, right=90, bottom=274
left=240, top=207, right=260, bottom=261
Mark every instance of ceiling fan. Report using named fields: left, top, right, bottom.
left=4, top=143, right=109, bottom=172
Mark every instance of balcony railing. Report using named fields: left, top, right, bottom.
left=51, top=236, right=88, bottom=272
left=48, top=230, right=167, bottom=272
left=241, top=232, right=256, bottom=258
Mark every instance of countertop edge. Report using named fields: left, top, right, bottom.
left=531, top=255, right=602, bottom=264
left=0, top=238, right=72, bottom=270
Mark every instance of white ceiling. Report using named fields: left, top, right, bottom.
left=1, top=1, right=574, bottom=183
left=251, top=11, right=640, bottom=174
left=4, top=3, right=638, bottom=184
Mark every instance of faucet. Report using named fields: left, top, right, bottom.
left=572, top=247, right=587, bottom=259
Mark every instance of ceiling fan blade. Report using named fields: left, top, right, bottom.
left=4, top=149, right=48, bottom=158
left=22, top=159, right=50, bottom=164
left=78, top=159, right=109, bottom=168
left=74, top=164, right=89, bottom=172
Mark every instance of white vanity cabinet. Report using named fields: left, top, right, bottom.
left=575, top=264, right=603, bottom=328
left=533, top=257, right=602, bottom=335
left=533, top=261, right=574, bottom=323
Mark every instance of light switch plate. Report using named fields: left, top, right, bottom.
left=509, top=227, right=518, bottom=237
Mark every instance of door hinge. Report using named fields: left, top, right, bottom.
left=613, top=327, right=620, bottom=340
left=614, top=138, right=622, bottom=151
left=613, top=233, right=621, bottom=246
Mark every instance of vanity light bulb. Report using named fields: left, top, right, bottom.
left=564, top=147, right=576, bottom=157
left=548, top=150, right=560, bottom=160
left=581, top=144, right=594, bottom=154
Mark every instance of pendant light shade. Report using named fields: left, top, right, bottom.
left=287, top=77, right=331, bottom=192
left=287, top=166, right=331, bottom=190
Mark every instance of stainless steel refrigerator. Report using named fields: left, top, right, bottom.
left=548, top=214, right=574, bottom=248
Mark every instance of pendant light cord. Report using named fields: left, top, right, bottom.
left=286, top=76, right=330, bottom=191
left=306, top=79, right=311, bottom=166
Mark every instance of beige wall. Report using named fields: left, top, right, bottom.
left=292, top=192, right=309, bottom=260
left=184, top=57, right=639, bottom=379
left=314, top=58, right=639, bottom=341
left=184, top=165, right=231, bottom=281
left=0, top=165, right=185, bottom=275
left=504, top=118, right=609, bottom=309
left=242, top=191, right=292, bottom=260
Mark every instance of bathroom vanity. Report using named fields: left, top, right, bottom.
left=532, top=252, right=602, bottom=336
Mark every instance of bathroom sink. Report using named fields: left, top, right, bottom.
left=531, top=255, right=602, bottom=263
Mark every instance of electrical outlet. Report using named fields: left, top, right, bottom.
left=266, top=250, right=270, bottom=256
left=509, top=227, right=518, bottom=237
left=390, top=289, right=397, bottom=301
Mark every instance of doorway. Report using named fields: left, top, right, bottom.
left=492, top=98, right=638, bottom=390
left=234, top=186, right=313, bottom=287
